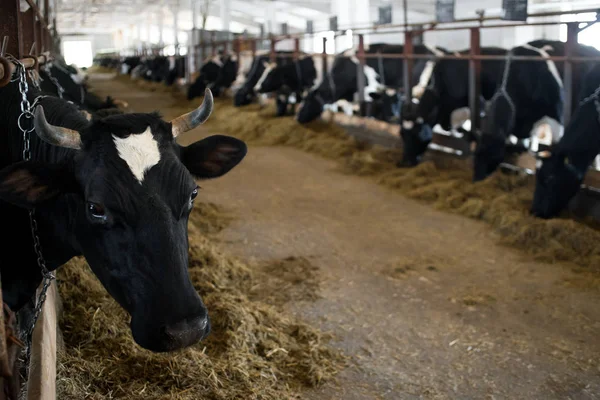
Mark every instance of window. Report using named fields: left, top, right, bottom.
left=560, top=12, right=600, bottom=50
left=62, top=41, right=93, bottom=68
left=313, top=31, right=335, bottom=54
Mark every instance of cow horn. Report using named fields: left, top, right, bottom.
left=34, top=106, right=82, bottom=149
left=171, top=88, right=213, bottom=138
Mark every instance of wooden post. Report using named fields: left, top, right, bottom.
left=403, top=30, right=413, bottom=100
left=21, top=7, right=36, bottom=58
left=357, top=34, right=366, bottom=116
left=251, top=38, right=256, bottom=58
left=469, top=27, right=481, bottom=137
left=563, top=22, right=577, bottom=127
left=35, top=19, right=42, bottom=54
left=0, top=0, right=22, bottom=57
left=26, top=281, right=58, bottom=400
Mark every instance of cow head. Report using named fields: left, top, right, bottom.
left=296, top=90, right=326, bottom=124
left=187, top=77, right=208, bottom=100
left=398, top=90, right=438, bottom=167
left=0, top=89, right=247, bottom=352
left=234, top=86, right=255, bottom=106
left=472, top=94, right=514, bottom=181
left=530, top=151, right=583, bottom=218
left=368, top=89, right=401, bottom=122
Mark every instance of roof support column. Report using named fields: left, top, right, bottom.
left=220, top=0, right=231, bottom=33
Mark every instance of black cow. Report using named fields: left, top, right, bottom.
left=39, top=60, right=120, bottom=112
left=187, top=53, right=238, bottom=100
left=233, top=51, right=295, bottom=107
left=254, top=56, right=317, bottom=116
left=399, top=46, right=507, bottom=166
left=296, top=43, right=448, bottom=124
left=473, top=39, right=600, bottom=181
left=121, top=56, right=142, bottom=75
left=530, top=63, right=600, bottom=218
left=165, top=56, right=187, bottom=86
left=0, top=82, right=247, bottom=352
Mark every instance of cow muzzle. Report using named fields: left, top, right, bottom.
left=132, top=313, right=210, bottom=352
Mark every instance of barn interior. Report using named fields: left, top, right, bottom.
left=1, top=0, right=600, bottom=399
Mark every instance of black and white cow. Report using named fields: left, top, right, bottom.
left=165, top=56, right=187, bottom=86
left=39, top=59, right=122, bottom=112
left=233, top=51, right=295, bottom=107
left=253, top=55, right=317, bottom=116
left=398, top=46, right=508, bottom=166
left=296, top=43, right=448, bottom=124
left=187, top=53, right=238, bottom=100
left=120, top=56, right=142, bottom=75
left=473, top=39, right=600, bottom=181
left=0, top=80, right=247, bottom=352
left=531, top=63, right=600, bottom=219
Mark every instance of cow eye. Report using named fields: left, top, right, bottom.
left=190, top=186, right=199, bottom=201
left=87, top=202, right=107, bottom=220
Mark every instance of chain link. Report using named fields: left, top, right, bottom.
left=10, top=59, right=56, bottom=348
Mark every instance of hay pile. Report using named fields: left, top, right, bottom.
left=116, top=78, right=600, bottom=269
left=172, top=98, right=598, bottom=270
left=57, top=203, right=344, bottom=399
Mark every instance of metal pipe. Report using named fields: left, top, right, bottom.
left=357, top=34, right=366, bottom=115
left=563, top=22, right=578, bottom=127
left=402, top=31, right=413, bottom=100
left=322, top=37, right=328, bottom=73
left=468, top=27, right=481, bottom=141
left=218, top=7, right=600, bottom=43
left=269, top=35, right=276, bottom=63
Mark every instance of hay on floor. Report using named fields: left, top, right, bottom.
left=166, top=94, right=600, bottom=272
left=57, top=204, right=345, bottom=399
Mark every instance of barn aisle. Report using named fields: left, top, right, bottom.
left=90, top=75, right=600, bottom=399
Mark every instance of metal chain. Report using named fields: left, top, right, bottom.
left=578, top=83, right=600, bottom=125
left=11, top=59, right=55, bottom=348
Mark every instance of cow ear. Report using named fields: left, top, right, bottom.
left=0, top=162, right=78, bottom=208
left=181, top=135, right=247, bottom=179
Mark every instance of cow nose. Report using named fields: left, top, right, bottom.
left=162, top=315, right=210, bottom=350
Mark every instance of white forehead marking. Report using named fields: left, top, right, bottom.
left=113, top=127, right=161, bottom=184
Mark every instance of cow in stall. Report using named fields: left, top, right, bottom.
left=530, top=63, right=600, bottom=219
left=233, top=51, right=295, bottom=107
left=0, top=76, right=247, bottom=352
left=165, top=56, right=187, bottom=86
left=253, top=55, right=317, bottom=116
left=473, top=39, right=600, bottom=181
left=120, top=56, right=142, bottom=75
left=398, top=47, right=508, bottom=166
left=39, top=58, right=125, bottom=112
left=296, top=43, right=449, bottom=124
left=187, top=53, right=239, bottom=100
